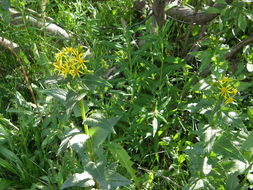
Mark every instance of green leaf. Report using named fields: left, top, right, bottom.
left=0, top=178, right=11, bottom=190
left=238, top=14, right=247, bottom=32
left=247, top=107, right=253, bottom=119
left=106, top=171, right=132, bottom=188
left=41, top=88, right=68, bottom=102
left=89, top=127, right=110, bottom=148
left=0, top=157, right=18, bottom=175
left=65, top=91, right=86, bottom=117
left=57, top=129, right=89, bottom=155
left=60, top=171, right=95, bottom=190
left=216, top=0, right=227, bottom=4
left=107, top=143, right=137, bottom=182
left=213, top=134, right=245, bottom=162
left=205, top=7, right=221, bottom=14
left=225, top=174, right=240, bottom=190
left=85, top=114, right=120, bottom=133
left=241, top=131, right=253, bottom=153
left=84, top=162, right=108, bottom=188
left=237, top=82, right=251, bottom=91
left=198, top=50, right=212, bottom=72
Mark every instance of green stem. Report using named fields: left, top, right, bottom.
left=80, top=99, right=95, bottom=162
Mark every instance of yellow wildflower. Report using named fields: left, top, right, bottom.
left=219, top=86, right=231, bottom=98
left=218, top=77, right=233, bottom=85
left=225, top=96, right=235, bottom=104
left=52, top=46, right=93, bottom=78
left=231, top=88, right=238, bottom=94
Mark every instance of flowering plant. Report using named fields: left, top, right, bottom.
left=53, top=46, right=93, bottom=78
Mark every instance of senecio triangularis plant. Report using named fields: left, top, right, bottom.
left=52, top=46, right=93, bottom=78
left=214, top=77, right=238, bottom=104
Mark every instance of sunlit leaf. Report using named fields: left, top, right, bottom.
left=107, top=143, right=137, bottom=182
left=238, top=14, right=247, bottom=32
left=60, top=171, right=95, bottom=190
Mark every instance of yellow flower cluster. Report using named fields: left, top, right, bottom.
left=217, top=77, right=238, bottom=104
left=53, top=46, right=93, bottom=78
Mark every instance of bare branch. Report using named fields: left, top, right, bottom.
left=225, top=36, right=253, bottom=60
left=166, top=0, right=233, bottom=25
left=9, top=8, right=70, bottom=39
left=0, top=37, right=19, bottom=52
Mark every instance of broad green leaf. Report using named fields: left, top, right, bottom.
left=213, top=134, right=245, bottom=162
left=85, top=114, right=119, bottom=133
left=84, top=162, right=108, bottom=188
left=241, top=131, right=253, bottom=153
left=238, top=14, right=247, bottom=32
left=89, top=127, right=110, bottom=148
left=205, top=7, right=221, bottom=14
left=107, top=143, right=137, bottom=182
left=106, top=171, right=132, bottom=188
left=65, top=91, right=86, bottom=116
left=60, top=171, right=95, bottom=190
left=41, top=88, right=68, bottom=102
left=237, top=82, right=251, bottom=91
left=57, top=129, right=89, bottom=155
left=203, top=126, right=221, bottom=153
left=198, top=51, right=212, bottom=72
left=225, top=174, right=240, bottom=190
left=82, top=74, right=112, bottom=91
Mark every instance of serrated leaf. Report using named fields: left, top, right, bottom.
left=84, top=162, right=108, bottom=188
left=106, top=171, right=131, bottom=188
left=57, top=129, right=89, bottom=155
left=41, top=88, right=68, bottom=102
left=60, top=171, right=95, bottom=190
left=65, top=91, right=86, bottom=117
left=107, top=143, right=137, bottom=182
left=238, top=14, right=247, bottom=32
left=85, top=115, right=119, bottom=133
left=89, top=127, right=110, bottom=148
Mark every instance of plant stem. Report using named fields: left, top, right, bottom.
left=80, top=99, right=95, bottom=162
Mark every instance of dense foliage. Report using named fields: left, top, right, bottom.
left=0, top=0, right=253, bottom=189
